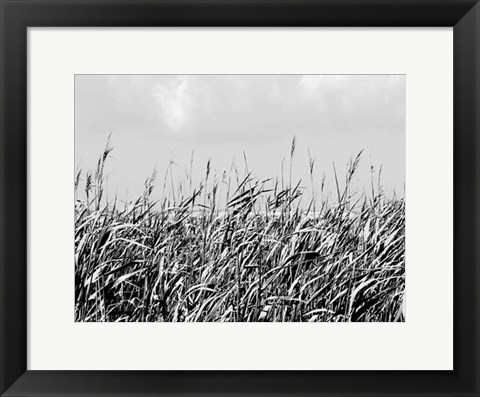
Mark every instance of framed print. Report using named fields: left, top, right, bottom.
left=73, top=73, right=406, bottom=324
left=1, top=0, right=479, bottom=396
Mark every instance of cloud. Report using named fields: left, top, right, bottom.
left=152, top=76, right=192, bottom=131
left=75, top=75, right=404, bottom=145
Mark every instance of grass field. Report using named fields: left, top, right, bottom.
left=75, top=139, right=405, bottom=322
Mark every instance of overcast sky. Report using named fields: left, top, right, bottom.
left=75, top=75, right=405, bottom=204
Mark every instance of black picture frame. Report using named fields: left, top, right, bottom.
left=1, top=1, right=479, bottom=396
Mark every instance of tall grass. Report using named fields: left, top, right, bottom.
left=75, top=139, right=405, bottom=322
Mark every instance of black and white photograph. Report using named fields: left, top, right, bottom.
left=74, top=74, right=405, bottom=322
